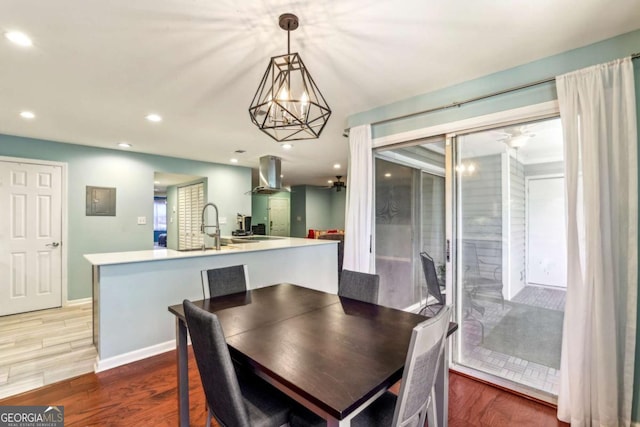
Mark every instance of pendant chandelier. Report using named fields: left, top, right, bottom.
left=249, top=13, right=331, bottom=142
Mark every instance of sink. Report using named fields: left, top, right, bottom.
left=178, top=244, right=239, bottom=251
left=236, top=235, right=284, bottom=241
left=222, top=236, right=284, bottom=244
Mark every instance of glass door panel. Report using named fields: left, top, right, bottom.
left=451, top=117, right=565, bottom=401
left=374, top=139, right=446, bottom=310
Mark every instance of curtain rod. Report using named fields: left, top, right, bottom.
left=343, top=52, right=640, bottom=137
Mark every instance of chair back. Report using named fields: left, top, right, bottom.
left=392, top=305, right=451, bottom=427
left=339, top=269, right=380, bottom=304
left=183, top=299, right=250, bottom=427
left=201, top=264, right=248, bottom=299
left=420, top=252, right=445, bottom=306
left=461, top=241, right=479, bottom=278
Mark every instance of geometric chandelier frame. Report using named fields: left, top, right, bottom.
left=249, top=13, right=331, bottom=142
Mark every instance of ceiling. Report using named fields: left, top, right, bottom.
left=462, top=117, right=564, bottom=164
left=2, top=1, right=639, bottom=186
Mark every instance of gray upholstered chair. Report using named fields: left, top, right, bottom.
left=183, top=299, right=291, bottom=427
left=201, top=264, right=249, bottom=299
left=338, top=269, right=380, bottom=304
left=289, top=305, right=452, bottom=427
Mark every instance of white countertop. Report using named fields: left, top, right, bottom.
left=84, top=236, right=337, bottom=266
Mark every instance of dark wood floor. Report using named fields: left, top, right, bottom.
left=0, top=349, right=569, bottom=426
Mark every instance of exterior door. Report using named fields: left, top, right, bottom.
left=527, top=176, right=567, bottom=287
left=0, top=160, right=63, bottom=315
left=268, top=198, right=290, bottom=236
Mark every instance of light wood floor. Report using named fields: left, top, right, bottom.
left=0, top=302, right=96, bottom=399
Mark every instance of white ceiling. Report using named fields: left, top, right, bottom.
left=461, top=117, right=564, bottom=164
left=2, top=1, right=639, bottom=186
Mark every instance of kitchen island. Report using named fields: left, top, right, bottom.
left=84, top=237, right=338, bottom=371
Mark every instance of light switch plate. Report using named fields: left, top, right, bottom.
left=137, top=216, right=147, bottom=225
left=219, top=217, right=227, bottom=224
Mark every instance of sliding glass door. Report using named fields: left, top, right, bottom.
left=372, top=115, right=565, bottom=401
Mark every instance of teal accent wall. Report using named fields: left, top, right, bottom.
left=0, top=134, right=252, bottom=300
left=251, top=194, right=270, bottom=233
left=349, top=30, right=640, bottom=139
left=251, top=192, right=291, bottom=234
left=290, top=186, right=307, bottom=237
left=306, top=187, right=333, bottom=231
left=330, top=190, right=347, bottom=230
left=290, top=186, right=346, bottom=237
left=348, top=28, right=640, bottom=421
left=166, top=185, right=178, bottom=250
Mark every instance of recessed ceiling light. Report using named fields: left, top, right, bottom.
left=230, top=158, right=238, bottom=163
left=281, top=143, right=292, bottom=150
left=19, top=111, right=35, bottom=119
left=328, top=180, right=333, bottom=184
left=118, top=142, right=132, bottom=148
left=333, top=163, right=341, bottom=169
left=154, top=181, right=160, bottom=184
left=280, top=174, right=284, bottom=178
left=5, top=31, right=33, bottom=47
left=384, top=173, right=392, bottom=178
left=146, top=113, right=162, bottom=122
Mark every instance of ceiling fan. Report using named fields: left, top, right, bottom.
left=326, top=176, right=346, bottom=192
left=496, top=125, right=536, bottom=148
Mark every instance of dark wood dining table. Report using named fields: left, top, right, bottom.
left=168, top=283, right=457, bottom=427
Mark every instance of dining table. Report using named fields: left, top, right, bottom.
left=168, top=283, right=457, bottom=427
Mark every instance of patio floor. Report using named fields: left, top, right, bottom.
left=457, top=285, right=566, bottom=395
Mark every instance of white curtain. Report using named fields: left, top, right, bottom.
left=556, top=57, right=638, bottom=426
left=343, top=124, right=374, bottom=273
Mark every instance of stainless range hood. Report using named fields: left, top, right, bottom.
left=251, top=155, right=282, bottom=194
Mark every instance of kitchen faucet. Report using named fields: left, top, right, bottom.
left=201, top=202, right=221, bottom=251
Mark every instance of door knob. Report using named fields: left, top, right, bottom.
left=46, top=242, right=60, bottom=248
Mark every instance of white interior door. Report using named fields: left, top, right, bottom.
left=527, top=176, right=567, bottom=287
left=0, top=160, right=63, bottom=315
left=268, top=198, right=290, bottom=236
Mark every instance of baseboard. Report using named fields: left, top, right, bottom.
left=94, top=340, right=176, bottom=372
left=65, top=297, right=92, bottom=306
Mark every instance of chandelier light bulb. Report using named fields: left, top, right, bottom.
left=301, top=91, right=309, bottom=116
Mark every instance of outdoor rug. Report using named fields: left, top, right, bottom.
left=482, top=302, right=564, bottom=369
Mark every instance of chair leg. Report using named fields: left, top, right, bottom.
left=206, top=407, right=212, bottom=427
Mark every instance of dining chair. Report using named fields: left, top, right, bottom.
left=462, top=241, right=504, bottom=308
left=183, top=299, right=292, bottom=427
left=201, top=264, right=249, bottom=299
left=419, top=251, right=446, bottom=315
left=338, top=269, right=380, bottom=304
left=289, top=305, right=452, bottom=427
